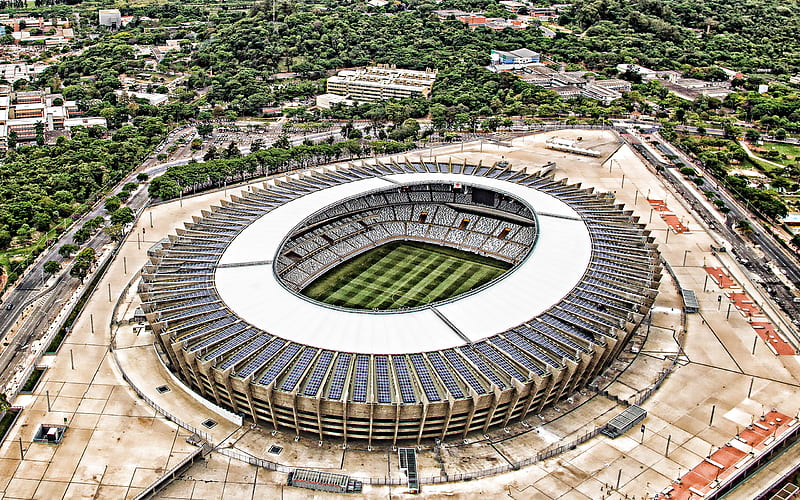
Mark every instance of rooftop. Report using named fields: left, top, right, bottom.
left=215, top=172, right=591, bottom=354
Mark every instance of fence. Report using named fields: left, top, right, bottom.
left=107, top=348, right=213, bottom=443
left=217, top=447, right=293, bottom=473
left=341, top=427, right=607, bottom=486
left=132, top=444, right=205, bottom=500
left=5, top=245, right=118, bottom=405
left=211, top=426, right=606, bottom=486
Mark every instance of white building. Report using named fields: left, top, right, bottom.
left=325, top=65, right=437, bottom=102
left=615, top=64, right=657, bottom=80
left=0, top=63, right=50, bottom=84
left=115, top=90, right=169, bottom=106
left=315, top=93, right=356, bottom=109
left=491, top=48, right=541, bottom=65
left=98, top=9, right=121, bottom=28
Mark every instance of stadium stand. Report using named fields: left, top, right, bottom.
left=139, top=158, right=660, bottom=444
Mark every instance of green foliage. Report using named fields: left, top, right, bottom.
left=109, top=207, right=134, bottom=225
left=58, top=244, right=78, bottom=258
left=726, top=175, right=788, bottom=219
left=69, top=247, right=96, bottom=282
left=20, top=368, right=44, bottom=393
left=104, top=196, right=121, bottom=213
left=73, top=226, right=91, bottom=244
left=745, top=129, right=761, bottom=142
left=0, top=127, right=158, bottom=253
left=149, top=140, right=371, bottom=199
left=197, top=123, right=213, bottom=137
left=43, top=260, right=60, bottom=275
left=562, top=0, right=800, bottom=74
left=103, top=223, right=125, bottom=242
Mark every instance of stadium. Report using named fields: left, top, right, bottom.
left=138, top=158, right=661, bottom=445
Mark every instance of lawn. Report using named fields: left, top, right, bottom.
left=302, top=241, right=511, bottom=310
left=753, top=142, right=800, bottom=167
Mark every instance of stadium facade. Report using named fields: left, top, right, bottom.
left=139, top=159, right=661, bottom=445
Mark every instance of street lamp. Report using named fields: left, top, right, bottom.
left=683, top=249, right=691, bottom=266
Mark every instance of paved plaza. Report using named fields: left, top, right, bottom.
left=1, top=130, right=799, bottom=499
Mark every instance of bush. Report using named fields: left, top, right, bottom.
left=43, top=260, right=60, bottom=275
left=0, top=230, right=11, bottom=249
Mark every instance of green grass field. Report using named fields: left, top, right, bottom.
left=302, top=241, right=511, bottom=310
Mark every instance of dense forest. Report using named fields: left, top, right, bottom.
left=2, top=0, right=800, bottom=279
left=0, top=124, right=158, bottom=234
left=562, top=0, right=800, bottom=73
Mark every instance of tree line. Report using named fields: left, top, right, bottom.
left=148, top=139, right=415, bottom=200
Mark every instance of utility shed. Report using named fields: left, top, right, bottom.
left=602, top=405, right=647, bottom=438
left=288, top=469, right=362, bottom=493
left=681, top=288, right=699, bottom=313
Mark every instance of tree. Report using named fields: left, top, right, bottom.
left=35, top=121, right=45, bottom=146
left=274, top=133, right=291, bottom=149
left=73, top=227, right=91, bottom=244
left=136, top=173, right=149, bottom=182
left=103, top=223, right=125, bottom=242
left=110, top=206, right=134, bottom=225
left=104, top=196, right=121, bottom=213
left=0, top=230, right=11, bottom=250
left=197, top=123, right=214, bottom=137
left=736, top=219, right=753, bottom=236
left=774, top=128, right=787, bottom=141
left=58, top=244, right=79, bottom=258
left=43, top=260, right=61, bottom=275
left=7, top=130, right=17, bottom=149
left=745, top=129, right=761, bottom=142
left=69, top=248, right=96, bottom=282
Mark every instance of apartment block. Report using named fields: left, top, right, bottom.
left=325, top=65, right=437, bottom=102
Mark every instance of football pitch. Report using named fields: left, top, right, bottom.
left=302, top=241, right=511, bottom=310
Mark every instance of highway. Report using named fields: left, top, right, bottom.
left=0, top=146, right=176, bottom=393
left=622, top=128, right=800, bottom=331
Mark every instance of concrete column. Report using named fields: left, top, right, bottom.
left=481, top=386, right=502, bottom=434
left=416, top=402, right=429, bottom=445
left=440, top=398, right=454, bottom=442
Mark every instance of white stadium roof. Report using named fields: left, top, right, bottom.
left=215, top=172, right=592, bottom=354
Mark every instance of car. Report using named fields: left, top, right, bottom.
left=6, top=304, right=12, bottom=310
